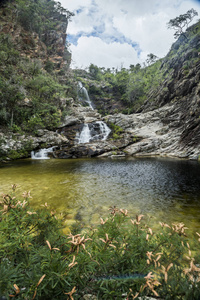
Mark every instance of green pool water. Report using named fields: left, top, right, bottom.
left=0, top=157, right=200, bottom=231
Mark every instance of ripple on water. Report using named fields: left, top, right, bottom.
left=0, top=157, right=200, bottom=229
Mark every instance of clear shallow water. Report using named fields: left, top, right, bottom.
left=0, top=157, right=200, bottom=231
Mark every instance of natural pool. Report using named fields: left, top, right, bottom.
left=0, top=157, right=200, bottom=231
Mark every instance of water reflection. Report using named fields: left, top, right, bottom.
left=0, top=157, right=200, bottom=229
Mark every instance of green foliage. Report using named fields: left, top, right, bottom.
left=0, top=1, right=74, bottom=134
left=0, top=33, right=70, bottom=130
left=108, top=122, right=123, bottom=139
left=167, top=8, right=198, bottom=39
left=0, top=75, right=25, bottom=126
left=146, top=53, right=159, bottom=65
left=125, top=59, right=163, bottom=111
left=78, top=60, right=165, bottom=114
left=44, top=59, right=55, bottom=74
left=89, top=64, right=103, bottom=81
left=1, top=189, right=200, bottom=299
left=16, top=0, right=74, bottom=41
left=25, top=109, right=61, bottom=132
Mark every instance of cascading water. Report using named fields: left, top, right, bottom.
left=77, top=124, right=91, bottom=144
left=78, top=82, right=94, bottom=109
left=76, top=83, right=111, bottom=144
left=31, top=147, right=55, bottom=159
left=76, top=121, right=111, bottom=144
left=96, top=121, right=111, bottom=141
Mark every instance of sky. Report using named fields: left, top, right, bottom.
left=58, top=0, right=200, bottom=70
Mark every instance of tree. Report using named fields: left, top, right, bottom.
left=167, top=8, right=198, bottom=39
left=88, top=63, right=102, bottom=80
left=146, top=53, right=158, bottom=65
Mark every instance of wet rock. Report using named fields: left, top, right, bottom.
left=55, top=141, right=117, bottom=159
left=58, top=116, right=81, bottom=128
left=0, top=130, right=69, bottom=159
left=104, top=104, right=200, bottom=159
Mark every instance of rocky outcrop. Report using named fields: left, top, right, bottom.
left=104, top=103, right=200, bottom=160
left=53, top=90, right=200, bottom=160
left=0, top=129, right=68, bottom=160
left=0, top=1, right=71, bottom=70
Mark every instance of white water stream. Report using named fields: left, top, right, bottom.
left=76, top=121, right=111, bottom=144
left=31, top=147, right=55, bottom=159
left=78, top=81, right=94, bottom=109
left=76, top=83, right=111, bottom=144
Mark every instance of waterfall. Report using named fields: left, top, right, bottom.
left=96, top=121, right=111, bottom=141
left=31, top=147, right=54, bottom=159
left=78, top=82, right=94, bottom=109
left=77, top=124, right=91, bottom=144
left=76, top=82, right=111, bottom=144
left=76, top=121, right=111, bottom=144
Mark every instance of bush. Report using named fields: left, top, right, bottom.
left=0, top=188, right=200, bottom=299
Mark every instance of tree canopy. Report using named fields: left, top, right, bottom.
left=167, top=8, right=198, bottom=39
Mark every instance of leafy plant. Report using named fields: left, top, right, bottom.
left=1, top=187, right=200, bottom=299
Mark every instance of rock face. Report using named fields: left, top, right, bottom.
left=55, top=93, right=200, bottom=160
left=0, top=1, right=71, bottom=70
left=0, top=130, right=68, bottom=160
left=104, top=103, right=200, bottom=160
left=138, top=27, right=200, bottom=156
left=68, top=23, right=200, bottom=160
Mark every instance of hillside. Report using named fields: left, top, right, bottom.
left=75, top=21, right=200, bottom=156
left=0, top=0, right=78, bottom=160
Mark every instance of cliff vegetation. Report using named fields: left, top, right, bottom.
left=0, top=0, right=75, bottom=134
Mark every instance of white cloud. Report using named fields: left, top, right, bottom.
left=65, top=0, right=92, bottom=12
left=58, top=0, right=200, bottom=68
left=70, top=36, right=140, bottom=69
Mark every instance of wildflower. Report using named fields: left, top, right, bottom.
left=100, top=217, right=108, bottom=225
left=160, top=263, right=173, bottom=282
left=141, top=272, right=161, bottom=297
left=146, top=251, right=154, bottom=264
left=144, top=272, right=154, bottom=280
left=46, top=240, right=60, bottom=251
left=27, top=211, right=37, bottom=215
left=16, top=200, right=28, bottom=208
left=99, top=233, right=117, bottom=248
left=11, top=184, right=17, bottom=191
left=131, top=214, right=144, bottom=225
left=159, top=222, right=171, bottom=229
left=109, top=206, right=118, bottom=216
left=153, top=253, right=162, bottom=268
left=148, top=227, right=153, bottom=235
left=32, top=275, right=46, bottom=300
left=9, top=284, right=20, bottom=297
left=172, top=222, right=188, bottom=236
left=184, top=259, right=200, bottom=283
left=22, top=191, right=32, bottom=199
left=119, top=208, right=128, bottom=216
left=196, top=232, right=200, bottom=242
left=67, top=234, right=91, bottom=253
left=68, top=255, right=78, bottom=269
left=64, top=286, right=76, bottom=300
left=129, top=288, right=139, bottom=299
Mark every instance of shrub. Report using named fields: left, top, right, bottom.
left=0, top=188, right=200, bottom=299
